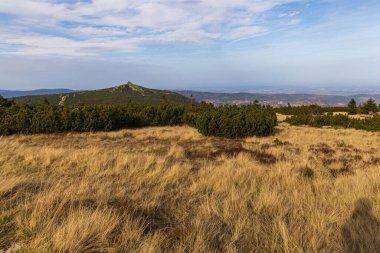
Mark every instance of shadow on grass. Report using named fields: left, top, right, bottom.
left=342, top=198, right=380, bottom=253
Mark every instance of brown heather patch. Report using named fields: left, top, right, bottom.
left=260, top=143, right=271, bottom=150
left=368, top=157, right=380, bottom=166
left=309, top=143, right=336, bottom=155
left=330, top=167, right=355, bottom=178
left=0, top=124, right=380, bottom=252
left=322, top=158, right=337, bottom=166
left=208, top=142, right=277, bottom=165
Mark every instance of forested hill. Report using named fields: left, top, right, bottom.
left=13, top=82, right=193, bottom=106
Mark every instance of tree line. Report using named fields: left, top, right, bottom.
left=0, top=96, right=277, bottom=138
left=2, top=94, right=378, bottom=137
left=284, top=98, right=380, bottom=132
left=285, top=113, right=380, bottom=132
left=347, top=98, right=378, bottom=115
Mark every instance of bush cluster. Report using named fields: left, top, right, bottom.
left=285, top=114, right=380, bottom=132
left=275, top=104, right=347, bottom=115
left=0, top=103, right=185, bottom=136
left=277, top=99, right=380, bottom=116
left=195, top=105, right=277, bottom=138
left=0, top=97, right=277, bottom=138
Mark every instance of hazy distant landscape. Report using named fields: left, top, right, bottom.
left=7, top=83, right=192, bottom=106
left=0, top=89, right=76, bottom=99
left=178, top=90, right=380, bottom=107
left=2, top=84, right=380, bottom=107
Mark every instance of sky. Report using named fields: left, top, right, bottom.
left=0, top=0, right=380, bottom=91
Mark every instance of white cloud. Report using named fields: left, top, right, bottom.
left=0, top=0, right=301, bottom=55
left=279, top=10, right=300, bottom=18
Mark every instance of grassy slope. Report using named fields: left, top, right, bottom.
left=13, top=82, right=193, bottom=106
left=1, top=124, right=380, bottom=252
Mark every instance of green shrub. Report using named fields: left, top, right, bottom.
left=360, top=98, right=378, bottom=114
left=273, top=138, right=284, bottom=146
left=0, top=96, right=15, bottom=108
left=196, top=105, right=277, bottom=138
left=347, top=99, right=357, bottom=115
left=276, top=104, right=325, bottom=115
left=285, top=114, right=380, bottom=132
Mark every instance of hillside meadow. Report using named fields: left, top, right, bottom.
left=1, top=123, right=379, bottom=252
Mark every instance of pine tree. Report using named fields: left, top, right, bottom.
left=362, top=98, right=377, bottom=114
left=347, top=98, right=357, bottom=115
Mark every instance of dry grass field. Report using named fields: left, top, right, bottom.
left=1, top=123, right=380, bottom=252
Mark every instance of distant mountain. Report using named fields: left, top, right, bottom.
left=13, top=82, right=193, bottom=106
left=177, top=90, right=380, bottom=107
left=0, top=89, right=76, bottom=98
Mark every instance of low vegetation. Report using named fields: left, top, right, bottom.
left=276, top=98, right=379, bottom=116
left=0, top=124, right=379, bottom=252
left=0, top=97, right=277, bottom=138
left=194, top=104, right=277, bottom=138
left=285, top=113, right=380, bottom=131
left=276, top=104, right=334, bottom=115
left=284, top=99, right=380, bottom=132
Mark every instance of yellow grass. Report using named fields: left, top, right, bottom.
left=0, top=124, right=380, bottom=252
left=276, top=113, right=288, bottom=122
left=330, top=112, right=376, bottom=119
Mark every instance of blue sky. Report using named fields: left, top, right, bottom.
left=0, top=0, right=380, bottom=91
